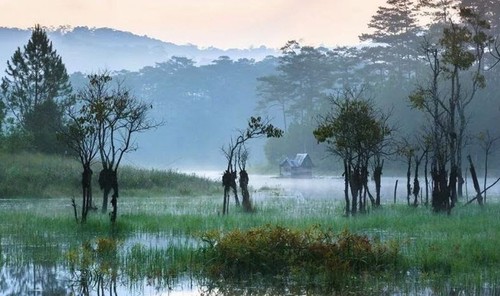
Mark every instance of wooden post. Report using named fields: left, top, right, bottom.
left=394, top=179, right=398, bottom=204
left=467, top=155, right=483, bottom=205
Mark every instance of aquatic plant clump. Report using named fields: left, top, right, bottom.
left=199, top=225, right=400, bottom=286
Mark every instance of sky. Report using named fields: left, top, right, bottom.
left=0, top=0, right=385, bottom=49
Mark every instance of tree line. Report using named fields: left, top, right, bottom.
left=258, top=0, right=500, bottom=215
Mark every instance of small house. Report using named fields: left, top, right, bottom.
left=279, top=153, right=314, bottom=177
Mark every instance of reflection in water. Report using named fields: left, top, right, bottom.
left=2, top=176, right=500, bottom=295
left=67, top=237, right=119, bottom=296
left=1, top=262, right=498, bottom=295
left=0, top=264, right=67, bottom=295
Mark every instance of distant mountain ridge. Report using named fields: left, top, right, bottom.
left=0, top=25, right=278, bottom=73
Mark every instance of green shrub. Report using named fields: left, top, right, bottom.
left=199, top=225, right=400, bottom=285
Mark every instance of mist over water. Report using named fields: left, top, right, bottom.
left=185, top=170, right=500, bottom=203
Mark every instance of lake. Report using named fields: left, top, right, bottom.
left=0, top=173, right=499, bottom=295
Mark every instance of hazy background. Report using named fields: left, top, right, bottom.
left=0, top=0, right=384, bottom=49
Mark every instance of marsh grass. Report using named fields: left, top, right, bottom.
left=1, top=184, right=500, bottom=293
left=0, top=152, right=219, bottom=198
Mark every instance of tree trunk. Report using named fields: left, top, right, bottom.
left=407, top=155, right=412, bottom=206
left=99, top=167, right=114, bottom=213
left=394, top=180, right=398, bottom=204
left=413, top=157, right=421, bottom=207
left=230, top=170, right=240, bottom=206
left=424, top=152, right=429, bottom=206
left=222, top=170, right=231, bottom=215
left=110, top=170, right=118, bottom=223
left=484, top=153, right=489, bottom=203
left=373, top=160, right=383, bottom=207
left=431, top=163, right=451, bottom=213
left=349, top=162, right=361, bottom=215
left=239, top=170, right=253, bottom=212
left=467, top=155, right=483, bottom=205
left=81, top=165, right=93, bottom=222
left=343, top=159, right=350, bottom=216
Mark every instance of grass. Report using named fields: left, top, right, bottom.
left=1, top=195, right=500, bottom=291
left=0, top=152, right=219, bottom=197
left=0, top=153, right=499, bottom=293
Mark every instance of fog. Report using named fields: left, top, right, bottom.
left=181, top=170, right=500, bottom=204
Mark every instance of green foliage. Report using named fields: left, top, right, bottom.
left=223, top=116, right=283, bottom=171
left=81, top=73, right=158, bottom=171
left=256, top=41, right=333, bottom=130
left=440, top=25, right=476, bottom=71
left=247, top=116, right=283, bottom=139
left=24, top=98, right=67, bottom=154
left=313, top=94, right=391, bottom=159
left=408, top=87, right=427, bottom=110
left=0, top=24, right=72, bottom=155
left=200, top=225, right=399, bottom=284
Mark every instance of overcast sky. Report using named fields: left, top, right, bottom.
left=0, top=0, right=385, bottom=49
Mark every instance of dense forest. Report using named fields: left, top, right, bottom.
left=68, top=0, right=500, bottom=176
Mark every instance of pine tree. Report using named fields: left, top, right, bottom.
left=359, top=0, right=421, bottom=82
left=460, top=0, right=499, bottom=37
left=1, top=24, right=72, bottom=153
left=360, top=0, right=420, bottom=45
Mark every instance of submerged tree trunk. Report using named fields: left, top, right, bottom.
left=349, top=160, right=362, bottom=215
left=413, top=154, right=422, bottom=207
left=424, top=152, right=429, bottom=206
left=373, top=159, right=383, bottom=207
left=230, top=170, right=240, bottom=206
left=81, top=164, right=93, bottom=223
left=431, top=163, right=451, bottom=213
left=110, top=170, right=118, bottom=223
left=484, top=152, right=489, bottom=203
left=239, top=170, right=252, bottom=212
left=407, top=155, right=412, bottom=206
left=99, top=167, right=114, bottom=213
left=343, top=159, right=350, bottom=216
left=222, top=170, right=231, bottom=215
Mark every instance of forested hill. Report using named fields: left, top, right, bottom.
left=0, top=26, right=278, bottom=73
left=69, top=56, right=281, bottom=170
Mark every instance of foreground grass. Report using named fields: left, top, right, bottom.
left=1, top=194, right=500, bottom=292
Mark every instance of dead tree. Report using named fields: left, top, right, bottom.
left=60, top=98, right=99, bottom=223
left=221, top=116, right=283, bottom=215
left=82, top=73, right=161, bottom=223
left=373, top=158, right=383, bottom=207
left=238, top=147, right=253, bottom=212
left=477, top=131, right=500, bottom=203
left=467, top=155, right=483, bottom=205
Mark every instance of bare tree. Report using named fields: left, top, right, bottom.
left=59, top=95, right=99, bottom=223
left=237, top=146, right=252, bottom=212
left=81, top=73, right=161, bottom=223
left=477, top=130, right=500, bottom=203
left=221, top=116, right=283, bottom=215
left=409, top=7, right=491, bottom=212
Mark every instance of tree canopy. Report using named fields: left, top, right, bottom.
left=1, top=24, right=72, bottom=154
